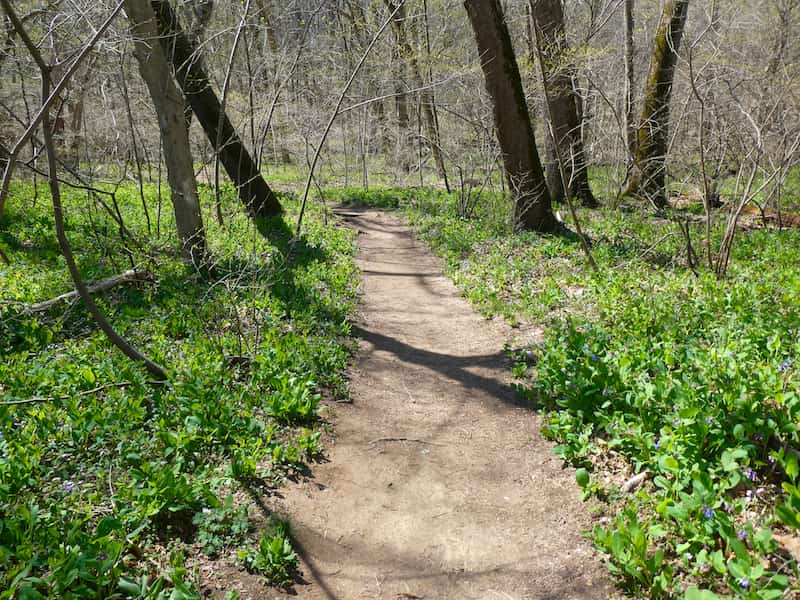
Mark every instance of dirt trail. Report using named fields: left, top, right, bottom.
left=275, top=208, right=610, bottom=599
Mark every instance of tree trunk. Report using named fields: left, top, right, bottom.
left=464, top=0, right=557, bottom=232
left=624, top=0, right=690, bottom=208
left=623, top=0, right=636, bottom=174
left=124, top=0, right=207, bottom=265
left=151, top=0, right=282, bottom=219
left=384, top=0, right=450, bottom=191
left=181, top=0, right=213, bottom=127
left=391, top=3, right=411, bottom=171
left=530, top=0, right=597, bottom=208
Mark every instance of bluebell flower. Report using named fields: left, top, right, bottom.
left=702, top=506, right=714, bottom=519
left=739, top=578, right=750, bottom=590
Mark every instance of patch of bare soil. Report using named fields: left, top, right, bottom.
left=270, top=208, right=611, bottom=599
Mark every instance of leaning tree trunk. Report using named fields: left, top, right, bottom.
left=384, top=0, right=450, bottom=192
left=530, top=0, right=597, bottom=208
left=464, top=0, right=557, bottom=232
left=151, top=0, right=282, bottom=219
left=624, top=0, right=690, bottom=209
left=124, top=0, right=207, bottom=266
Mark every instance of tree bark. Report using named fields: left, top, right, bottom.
left=530, top=0, right=597, bottom=208
left=624, top=0, right=690, bottom=208
left=151, top=0, right=282, bottom=219
left=124, top=0, right=207, bottom=266
left=464, top=0, right=557, bottom=232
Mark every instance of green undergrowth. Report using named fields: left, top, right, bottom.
left=332, top=185, right=800, bottom=599
left=0, top=181, right=359, bottom=598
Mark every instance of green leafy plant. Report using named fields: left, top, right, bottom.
left=238, top=522, right=299, bottom=586
left=265, top=374, right=320, bottom=424
left=192, top=495, right=250, bottom=557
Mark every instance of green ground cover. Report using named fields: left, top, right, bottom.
left=0, top=181, right=359, bottom=598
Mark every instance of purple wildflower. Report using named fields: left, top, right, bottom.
left=738, top=530, right=748, bottom=541
left=745, top=469, right=758, bottom=482
left=706, top=416, right=714, bottom=424
left=779, top=359, right=792, bottom=373
left=703, top=506, right=714, bottom=519
left=700, top=562, right=710, bottom=572
left=62, top=480, right=76, bottom=493
left=739, top=578, right=750, bottom=590
left=673, top=418, right=681, bottom=427
left=684, top=551, right=693, bottom=561
left=654, top=439, right=661, bottom=450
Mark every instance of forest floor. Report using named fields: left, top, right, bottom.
left=268, top=208, right=611, bottom=599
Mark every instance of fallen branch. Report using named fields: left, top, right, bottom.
left=0, top=380, right=166, bottom=406
left=25, top=269, right=155, bottom=313
left=369, top=437, right=443, bottom=447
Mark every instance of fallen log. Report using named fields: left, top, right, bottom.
left=25, top=269, right=155, bottom=313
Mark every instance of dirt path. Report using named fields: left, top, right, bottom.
left=275, top=208, right=610, bottom=599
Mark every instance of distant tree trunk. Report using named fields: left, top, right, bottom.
left=464, top=0, right=557, bottom=232
left=624, top=0, right=637, bottom=174
left=182, top=0, right=213, bottom=127
left=766, top=0, right=795, bottom=77
left=530, top=0, right=597, bottom=208
left=151, top=0, right=282, bottom=219
left=624, top=0, right=690, bottom=208
left=391, top=4, right=411, bottom=171
left=384, top=0, right=450, bottom=191
left=123, top=0, right=207, bottom=266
